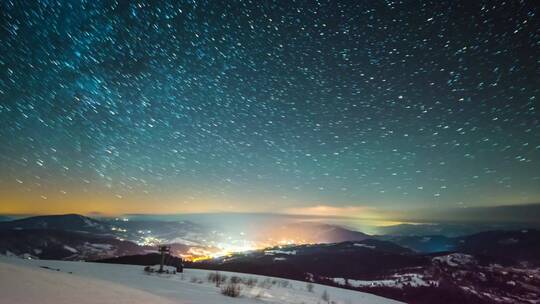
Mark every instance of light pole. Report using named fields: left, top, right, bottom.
left=158, top=245, right=170, bottom=273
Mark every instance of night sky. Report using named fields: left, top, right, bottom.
left=0, top=1, right=539, bottom=217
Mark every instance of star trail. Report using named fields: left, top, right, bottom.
left=0, top=1, right=539, bottom=217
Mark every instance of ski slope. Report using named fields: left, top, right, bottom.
left=0, top=256, right=402, bottom=304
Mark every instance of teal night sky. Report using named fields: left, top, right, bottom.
left=0, top=0, right=539, bottom=216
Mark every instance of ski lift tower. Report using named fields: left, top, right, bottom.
left=158, top=245, right=170, bottom=273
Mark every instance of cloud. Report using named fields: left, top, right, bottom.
left=284, top=205, right=373, bottom=217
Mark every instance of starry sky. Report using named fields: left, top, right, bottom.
left=0, top=0, right=539, bottom=218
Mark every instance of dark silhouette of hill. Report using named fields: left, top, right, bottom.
left=456, top=229, right=540, bottom=265
left=190, top=240, right=427, bottom=280
left=0, top=214, right=108, bottom=233
left=95, top=253, right=183, bottom=268
left=0, top=229, right=147, bottom=260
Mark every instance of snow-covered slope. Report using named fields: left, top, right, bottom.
left=0, top=256, right=402, bottom=304
left=0, top=261, right=177, bottom=304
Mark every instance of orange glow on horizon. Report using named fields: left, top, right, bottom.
left=0, top=186, right=254, bottom=216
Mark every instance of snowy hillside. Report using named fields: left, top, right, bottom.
left=0, top=256, right=402, bottom=304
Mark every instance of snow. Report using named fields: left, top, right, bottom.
left=264, top=249, right=297, bottom=255
left=87, top=243, right=113, bottom=250
left=145, top=264, right=178, bottom=273
left=63, top=245, right=78, bottom=253
left=353, top=243, right=376, bottom=249
left=0, top=260, right=178, bottom=304
left=0, top=256, right=402, bottom=304
left=333, top=277, right=397, bottom=288
left=82, top=217, right=99, bottom=227
left=498, top=238, right=519, bottom=245
left=331, top=273, right=437, bottom=288
left=82, top=242, right=114, bottom=254
left=433, top=253, right=475, bottom=267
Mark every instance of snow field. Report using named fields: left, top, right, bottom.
left=0, top=256, right=402, bottom=304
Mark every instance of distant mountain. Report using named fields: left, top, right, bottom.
left=191, top=239, right=426, bottom=281
left=383, top=204, right=540, bottom=225
left=255, top=222, right=371, bottom=244
left=94, top=253, right=184, bottom=268
left=0, top=214, right=220, bottom=260
left=0, top=216, right=14, bottom=222
left=377, top=221, right=540, bottom=237
left=0, top=214, right=370, bottom=249
left=380, top=229, right=540, bottom=265
left=105, top=218, right=209, bottom=246
left=2, top=213, right=539, bottom=267
left=455, top=229, right=540, bottom=266
left=0, top=229, right=150, bottom=260
left=188, top=237, right=540, bottom=304
left=0, top=214, right=109, bottom=234
left=0, top=214, right=212, bottom=249
left=377, top=223, right=504, bottom=237
left=294, top=222, right=371, bottom=243
left=380, top=235, right=456, bottom=253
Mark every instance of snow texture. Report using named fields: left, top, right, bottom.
left=332, top=273, right=438, bottom=288
left=433, top=253, right=476, bottom=267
